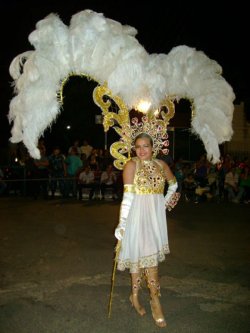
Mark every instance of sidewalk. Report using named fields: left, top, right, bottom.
left=0, top=197, right=249, bottom=333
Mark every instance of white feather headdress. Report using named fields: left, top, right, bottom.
left=8, top=9, right=235, bottom=163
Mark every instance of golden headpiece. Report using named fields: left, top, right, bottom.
left=93, top=84, right=176, bottom=170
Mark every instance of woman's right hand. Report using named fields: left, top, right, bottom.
left=115, top=226, right=125, bottom=240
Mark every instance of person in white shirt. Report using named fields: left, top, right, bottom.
left=100, top=164, right=117, bottom=199
left=78, top=165, right=96, bottom=200
left=80, top=140, right=93, bottom=159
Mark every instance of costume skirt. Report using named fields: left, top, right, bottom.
left=117, top=194, right=170, bottom=273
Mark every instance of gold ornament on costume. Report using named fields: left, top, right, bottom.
left=93, top=84, right=176, bottom=170
left=133, top=158, right=166, bottom=194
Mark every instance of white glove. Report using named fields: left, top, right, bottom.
left=115, top=185, right=135, bottom=240
left=164, top=177, right=180, bottom=211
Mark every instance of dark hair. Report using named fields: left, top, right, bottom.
left=134, top=133, right=153, bottom=146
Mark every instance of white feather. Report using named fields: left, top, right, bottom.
left=8, top=10, right=235, bottom=163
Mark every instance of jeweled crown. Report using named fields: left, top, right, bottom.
left=93, top=84, right=176, bottom=170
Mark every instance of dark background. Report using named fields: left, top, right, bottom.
left=0, top=0, right=248, bottom=159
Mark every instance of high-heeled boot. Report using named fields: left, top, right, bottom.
left=144, top=267, right=166, bottom=328
left=129, top=271, right=146, bottom=316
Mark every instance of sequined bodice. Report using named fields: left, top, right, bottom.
left=133, top=157, right=165, bottom=194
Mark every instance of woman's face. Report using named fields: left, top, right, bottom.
left=135, top=137, right=153, bottom=161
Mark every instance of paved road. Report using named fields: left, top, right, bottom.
left=0, top=197, right=249, bottom=333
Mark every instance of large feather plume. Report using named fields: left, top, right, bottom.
left=8, top=9, right=235, bottom=162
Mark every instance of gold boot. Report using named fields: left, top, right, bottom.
left=129, top=271, right=146, bottom=316
left=145, top=267, right=166, bottom=328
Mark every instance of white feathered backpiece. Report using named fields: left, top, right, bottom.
left=8, top=9, right=235, bottom=163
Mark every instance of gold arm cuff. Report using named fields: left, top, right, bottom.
left=124, top=184, right=135, bottom=193
left=167, top=177, right=177, bottom=186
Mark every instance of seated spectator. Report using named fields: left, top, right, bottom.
left=88, top=151, right=99, bottom=171
left=224, top=167, right=244, bottom=203
left=78, top=165, right=97, bottom=200
left=183, top=173, right=197, bottom=202
left=100, top=164, right=117, bottom=200
left=96, top=148, right=105, bottom=171
left=207, top=164, right=218, bottom=197
left=194, top=154, right=209, bottom=187
left=102, top=149, right=114, bottom=170
left=195, top=183, right=213, bottom=203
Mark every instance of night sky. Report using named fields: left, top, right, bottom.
left=0, top=0, right=248, bottom=153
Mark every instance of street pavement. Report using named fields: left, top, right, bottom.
left=0, top=196, right=249, bottom=333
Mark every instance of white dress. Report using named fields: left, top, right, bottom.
left=117, top=157, right=170, bottom=273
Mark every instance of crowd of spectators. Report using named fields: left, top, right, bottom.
left=0, top=139, right=121, bottom=201
left=174, top=154, right=250, bottom=204
left=1, top=139, right=250, bottom=205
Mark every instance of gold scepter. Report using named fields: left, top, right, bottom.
left=108, top=239, right=121, bottom=318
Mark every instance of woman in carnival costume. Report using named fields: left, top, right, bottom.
left=114, top=130, right=180, bottom=327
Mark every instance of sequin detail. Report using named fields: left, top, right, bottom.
left=133, top=158, right=165, bottom=194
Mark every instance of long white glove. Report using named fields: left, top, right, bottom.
left=115, top=185, right=135, bottom=240
left=164, top=177, right=180, bottom=211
